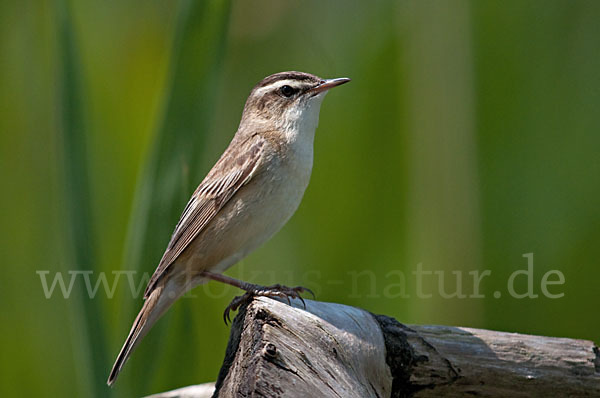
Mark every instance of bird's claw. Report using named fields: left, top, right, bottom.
left=223, top=284, right=314, bottom=325
left=223, top=292, right=253, bottom=325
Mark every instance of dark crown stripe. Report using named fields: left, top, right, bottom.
left=255, top=71, right=321, bottom=89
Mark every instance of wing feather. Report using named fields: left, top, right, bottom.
left=143, top=135, right=265, bottom=298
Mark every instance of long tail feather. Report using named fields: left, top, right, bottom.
left=107, top=281, right=177, bottom=386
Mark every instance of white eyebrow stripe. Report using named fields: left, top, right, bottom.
left=254, top=79, right=305, bottom=96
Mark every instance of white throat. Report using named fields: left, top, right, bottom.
left=280, top=93, right=327, bottom=147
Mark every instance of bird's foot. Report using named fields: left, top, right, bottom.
left=223, top=284, right=315, bottom=325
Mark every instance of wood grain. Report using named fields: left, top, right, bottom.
left=146, top=298, right=600, bottom=397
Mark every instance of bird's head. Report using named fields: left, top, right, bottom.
left=239, top=71, right=350, bottom=141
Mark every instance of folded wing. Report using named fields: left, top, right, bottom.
left=143, top=134, right=265, bottom=298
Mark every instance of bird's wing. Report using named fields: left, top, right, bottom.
left=143, top=134, right=266, bottom=298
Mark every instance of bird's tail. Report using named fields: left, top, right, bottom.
left=107, top=280, right=179, bottom=386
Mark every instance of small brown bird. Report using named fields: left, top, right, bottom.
left=107, top=71, right=350, bottom=386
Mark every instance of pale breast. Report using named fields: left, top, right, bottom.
left=179, top=143, right=314, bottom=277
left=241, top=145, right=313, bottom=250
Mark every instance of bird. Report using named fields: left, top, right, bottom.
left=107, top=71, right=350, bottom=386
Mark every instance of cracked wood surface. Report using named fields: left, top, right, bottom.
left=147, top=298, right=600, bottom=397
left=214, top=297, right=391, bottom=398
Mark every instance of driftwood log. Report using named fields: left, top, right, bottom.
left=147, top=297, right=600, bottom=397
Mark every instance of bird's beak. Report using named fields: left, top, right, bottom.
left=309, top=77, right=351, bottom=95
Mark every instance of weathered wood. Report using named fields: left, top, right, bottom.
left=376, top=318, right=600, bottom=397
left=214, top=297, right=391, bottom=398
left=146, top=383, right=215, bottom=398
left=147, top=298, right=600, bottom=397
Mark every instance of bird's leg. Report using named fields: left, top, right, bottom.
left=200, top=271, right=314, bottom=324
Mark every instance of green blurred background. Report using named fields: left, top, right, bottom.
left=2, top=0, right=599, bottom=396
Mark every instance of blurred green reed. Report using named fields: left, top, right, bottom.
left=54, top=0, right=231, bottom=396
left=56, top=1, right=108, bottom=396
left=116, top=1, right=232, bottom=395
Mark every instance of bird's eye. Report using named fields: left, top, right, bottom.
left=280, top=85, right=295, bottom=97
